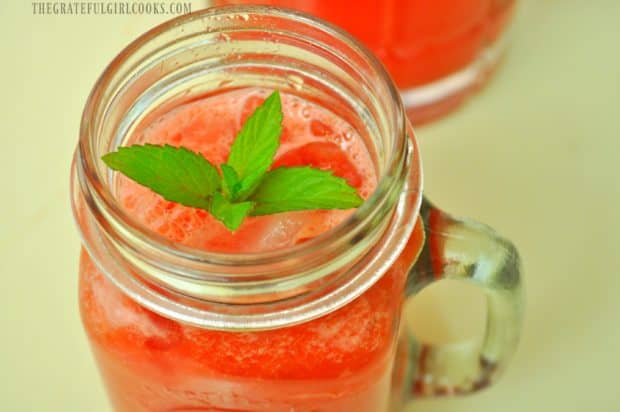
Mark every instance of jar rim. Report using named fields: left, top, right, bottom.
left=72, top=5, right=423, bottom=330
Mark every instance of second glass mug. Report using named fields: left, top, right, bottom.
left=216, top=0, right=518, bottom=123
left=71, top=6, right=523, bottom=411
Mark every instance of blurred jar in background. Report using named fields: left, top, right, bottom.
left=216, top=0, right=517, bottom=123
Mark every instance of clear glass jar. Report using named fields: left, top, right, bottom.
left=71, top=6, right=523, bottom=411
left=216, top=0, right=518, bottom=123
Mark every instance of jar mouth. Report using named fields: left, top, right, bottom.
left=79, top=5, right=411, bottom=266
left=72, top=5, right=423, bottom=329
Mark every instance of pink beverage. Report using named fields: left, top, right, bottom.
left=79, top=88, right=424, bottom=411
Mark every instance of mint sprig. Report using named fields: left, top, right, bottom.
left=102, top=91, right=363, bottom=231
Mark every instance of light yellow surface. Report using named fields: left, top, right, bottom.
left=1, top=1, right=619, bottom=411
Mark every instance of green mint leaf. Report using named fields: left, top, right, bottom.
left=209, top=192, right=254, bottom=231
left=226, top=91, right=283, bottom=200
left=220, top=164, right=240, bottom=199
left=102, top=144, right=220, bottom=209
left=249, top=166, right=363, bottom=216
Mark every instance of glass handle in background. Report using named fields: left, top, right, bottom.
left=398, top=196, right=524, bottom=403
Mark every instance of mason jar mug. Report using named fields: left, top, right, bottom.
left=71, top=6, right=523, bottom=411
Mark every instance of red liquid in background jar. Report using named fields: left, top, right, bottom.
left=79, top=88, right=425, bottom=411
left=219, top=0, right=516, bottom=89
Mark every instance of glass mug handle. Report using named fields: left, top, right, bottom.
left=397, top=197, right=524, bottom=402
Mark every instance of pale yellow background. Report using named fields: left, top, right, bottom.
left=1, top=1, right=619, bottom=411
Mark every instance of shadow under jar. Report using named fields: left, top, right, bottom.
left=71, top=6, right=523, bottom=412
left=216, top=0, right=518, bottom=123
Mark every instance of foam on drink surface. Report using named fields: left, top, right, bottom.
left=118, top=88, right=377, bottom=253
